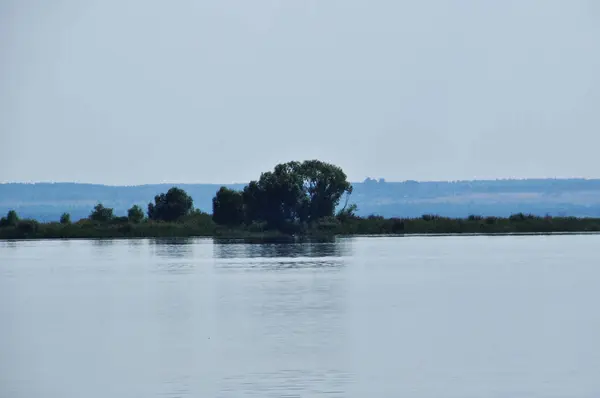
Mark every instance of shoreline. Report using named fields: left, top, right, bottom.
left=3, top=210, right=600, bottom=242
left=2, top=228, right=600, bottom=243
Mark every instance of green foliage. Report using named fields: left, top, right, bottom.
left=300, top=160, right=353, bottom=221
left=7, top=210, right=19, bottom=226
left=212, top=187, right=244, bottom=226
left=90, top=203, right=114, bottom=222
left=180, top=209, right=215, bottom=227
left=127, top=205, right=145, bottom=223
left=60, top=213, right=71, bottom=224
left=148, top=187, right=193, bottom=222
left=16, top=219, right=39, bottom=236
left=3, top=160, right=600, bottom=240
left=312, top=216, right=341, bottom=233
left=215, top=160, right=353, bottom=228
left=1, top=211, right=20, bottom=228
left=485, top=216, right=497, bottom=225
left=1, top=210, right=20, bottom=227
left=336, top=203, right=358, bottom=222
left=2, top=211, right=600, bottom=240
left=509, top=212, right=537, bottom=222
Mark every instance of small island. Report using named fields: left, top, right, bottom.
left=2, top=160, right=600, bottom=240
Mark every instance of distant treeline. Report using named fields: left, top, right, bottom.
left=4, top=175, right=600, bottom=222
left=2, top=160, right=600, bottom=240
left=1, top=210, right=600, bottom=240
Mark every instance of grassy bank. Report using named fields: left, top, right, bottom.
left=2, top=213, right=600, bottom=240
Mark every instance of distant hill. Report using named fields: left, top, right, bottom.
left=2, top=179, right=600, bottom=222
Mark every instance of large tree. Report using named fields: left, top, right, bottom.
left=0, top=210, right=19, bottom=227
left=211, top=160, right=353, bottom=227
left=212, top=187, right=245, bottom=226
left=147, top=187, right=193, bottom=222
left=60, top=213, right=71, bottom=224
left=299, top=160, right=353, bottom=221
left=90, top=203, right=114, bottom=222
left=127, top=205, right=145, bottom=223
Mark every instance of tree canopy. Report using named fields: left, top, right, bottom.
left=90, top=203, right=114, bottom=222
left=127, top=205, right=145, bottom=223
left=212, top=160, right=353, bottom=227
left=0, top=210, right=19, bottom=227
left=60, top=213, right=71, bottom=224
left=212, top=187, right=244, bottom=226
left=147, top=187, right=193, bottom=222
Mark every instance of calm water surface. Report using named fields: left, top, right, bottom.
left=1, top=236, right=599, bottom=397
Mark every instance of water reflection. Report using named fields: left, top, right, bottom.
left=213, top=239, right=353, bottom=259
left=148, top=238, right=212, bottom=275
left=125, top=238, right=146, bottom=256
left=212, top=239, right=353, bottom=271
left=126, top=238, right=145, bottom=247
left=90, top=238, right=115, bottom=247
left=212, top=239, right=352, bottom=396
left=218, top=369, right=353, bottom=398
left=150, top=238, right=195, bottom=259
left=2, top=236, right=600, bottom=397
left=0, top=240, right=17, bottom=249
left=89, top=239, right=118, bottom=264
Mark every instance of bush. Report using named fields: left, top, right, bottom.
left=148, top=187, right=193, bottom=222
left=0, top=210, right=19, bottom=227
left=60, top=213, right=71, bottom=224
left=127, top=205, right=145, bottom=223
left=16, top=220, right=39, bottom=236
left=90, top=203, right=114, bottom=222
left=242, top=221, right=265, bottom=233
left=389, top=218, right=405, bottom=233
left=421, top=214, right=440, bottom=221
left=313, top=216, right=341, bottom=232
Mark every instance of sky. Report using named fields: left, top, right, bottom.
left=1, top=0, right=599, bottom=185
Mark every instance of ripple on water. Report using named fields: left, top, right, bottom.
left=217, top=369, right=354, bottom=397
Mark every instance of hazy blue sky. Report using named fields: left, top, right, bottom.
left=1, top=0, right=598, bottom=184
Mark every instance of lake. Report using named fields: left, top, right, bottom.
left=1, top=236, right=599, bottom=397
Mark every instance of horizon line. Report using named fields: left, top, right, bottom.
left=2, top=176, right=600, bottom=187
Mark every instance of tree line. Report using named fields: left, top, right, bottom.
left=0, top=160, right=353, bottom=230
left=2, top=160, right=600, bottom=239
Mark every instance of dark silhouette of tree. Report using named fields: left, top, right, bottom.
left=212, top=160, right=353, bottom=228
left=248, top=163, right=306, bottom=227
left=0, top=210, right=19, bottom=227
left=90, top=203, right=114, bottom=222
left=127, top=205, right=145, bottom=223
left=147, top=187, right=193, bottom=222
left=241, top=180, right=263, bottom=224
left=16, top=219, right=39, bottom=235
left=212, top=187, right=244, bottom=226
left=337, top=203, right=358, bottom=221
left=60, top=213, right=71, bottom=224
left=299, top=160, right=353, bottom=221
left=8, top=210, right=19, bottom=225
